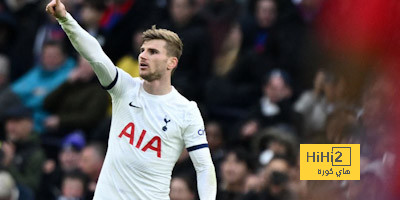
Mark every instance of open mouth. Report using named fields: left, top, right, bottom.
left=139, top=62, right=149, bottom=69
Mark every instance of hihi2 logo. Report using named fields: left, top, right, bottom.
left=300, top=144, right=360, bottom=180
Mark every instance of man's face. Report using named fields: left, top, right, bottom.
left=205, top=122, right=223, bottom=151
left=170, top=178, right=195, bottom=200
left=256, top=0, right=277, bottom=28
left=62, top=178, right=84, bottom=198
left=171, top=0, right=194, bottom=26
left=221, top=152, right=248, bottom=185
left=79, top=147, right=101, bottom=176
left=265, top=76, right=290, bottom=103
left=41, top=45, right=65, bottom=71
left=138, top=39, right=171, bottom=81
left=5, top=118, right=33, bottom=142
left=80, top=5, right=103, bottom=27
left=59, top=148, right=81, bottom=172
left=261, top=158, right=290, bottom=187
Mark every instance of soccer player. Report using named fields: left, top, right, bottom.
left=45, top=0, right=217, bottom=199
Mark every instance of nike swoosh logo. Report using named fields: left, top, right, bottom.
left=129, top=102, right=140, bottom=108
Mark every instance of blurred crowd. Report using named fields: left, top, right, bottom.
left=0, top=0, right=398, bottom=199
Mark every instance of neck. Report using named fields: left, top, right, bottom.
left=143, top=77, right=172, bottom=95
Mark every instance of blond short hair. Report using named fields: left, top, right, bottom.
left=142, top=25, right=183, bottom=60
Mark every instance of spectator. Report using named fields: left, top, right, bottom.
left=205, top=121, right=225, bottom=180
left=324, top=108, right=358, bottom=144
left=0, top=170, right=19, bottom=200
left=79, top=0, right=107, bottom=42
left=33, top=14, right=68, bottom=62
left=38, top=132, right=86, bottom=200
left=211, top=14, right=288, bottom=113
left=212, top=23, right=242, bottom=77
left=1, top=105, right=46, bottom=198
left=357, top=76, right=396, bottom=165
left=200, top=0, right=241, bottom=59
left=252, top=127, right=297, bottom=166
left=204, top=24, right=262, bottom=124
left=57, top=170, right=88, bottom=200
left=0, top=55, right=22, bottom=125
left=170, top=176, right=196, bottom=200
left=160, top=0, right=212, bottom=103
left=11, top=40, right=75, bottom=133
left=43, top=56, right=109, bottom=136
left=217, top=148, right=252, bottom=200
left=99, top=0, right=158, bottom=62
left=241, top=0, right=304, bottom=83
left=244, top=173, right=262, bottom=194
left=241, top=0, right=278, bottom=54
left=2, top=0, right=43, bottom=81
left=79, top=142, right=106, bottom=198
left=59, top=132, right=86, bottom=172
left=33, top=0, right=83, bottom=60
left=294, top=69, right=325, bottom=135
left=294, top=69, right=347, bottom=137
left=359, top=76, right=393, bottom=135
left=244, top=156, right=294, bottom=200
left=241, top=69, right=297, bottom=138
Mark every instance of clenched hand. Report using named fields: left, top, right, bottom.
left=45, top=0, right=67, bottom=19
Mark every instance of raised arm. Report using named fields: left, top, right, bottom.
left=46, top=0, right=116, bottom=87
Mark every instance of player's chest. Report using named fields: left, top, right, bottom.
left=114, top=96, right=183, bottom=158
left=117, top=95, right=182, bottom=139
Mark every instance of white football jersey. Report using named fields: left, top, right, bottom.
left=93, top=68, right=208, bottom=200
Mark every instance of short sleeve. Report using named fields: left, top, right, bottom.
left=183, top=102, right=209, bottom=152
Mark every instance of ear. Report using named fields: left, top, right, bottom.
left=167, top=57, right=178, bottom=71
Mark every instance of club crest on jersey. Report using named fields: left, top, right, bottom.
left=162, top=116, right=171, bottom=131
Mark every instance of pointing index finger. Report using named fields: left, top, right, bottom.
left=55, top=0, right=61, bottom=6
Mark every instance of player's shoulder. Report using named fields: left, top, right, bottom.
left=108, top=68, right=143, bottom=97
left=171, top=89, right=203, bottom=123
left=117, top=67, right=142, bottom=86
left=171, top=88, right=199, bottom=110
